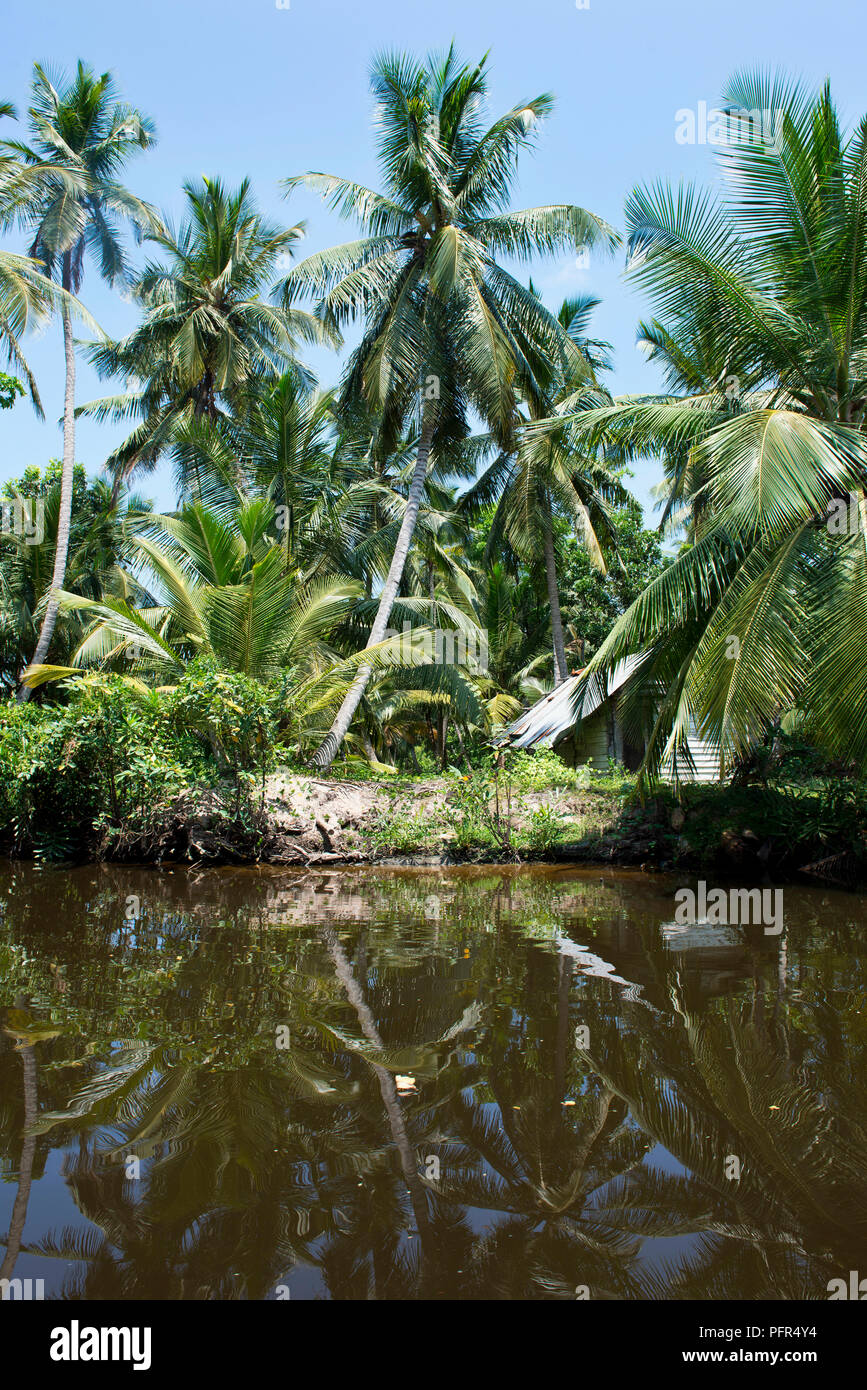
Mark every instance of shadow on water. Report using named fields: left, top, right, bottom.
left=1, top=861, right=866, bottom=1300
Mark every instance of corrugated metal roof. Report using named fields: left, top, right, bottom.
left=497, top=655, right=644, bottom=749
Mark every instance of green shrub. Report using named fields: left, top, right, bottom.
left=0, top=665, right=287, bottom=859
left=501, top=747, right=633, bottom=795
left=169, top=660, right=284, bottom=813
left=369, top=804, right=432, bottom=854
left=0, top=678, right=205, bottom=857
left=521, top=805, right=565, bottom=853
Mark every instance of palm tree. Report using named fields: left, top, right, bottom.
left=0, top=465, right=149, bottom=691
left=0, top=99, right=93, bottom=413
left=0, top=246, right=64, bottom=413
left=22, top=499, right=362, bottom=689
left=19, top=498, right=442, bottom=762
left=471, top=559, right=550, bottom=725
left=2, top=62, right=157, bottom=697
left=464, top=293, right=625, bottom=685
left=281, top=46, right=617, bottom=767
left=83, top=178, right=331, bottom=494
left=547, top=72, right=867, bottom=780
left=170, top=366, right=392, bottom=580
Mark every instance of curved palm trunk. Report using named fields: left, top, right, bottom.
left=320, top=925, right=433, bottom=1276
left=311, top=410, right=437, bottom=769
left=542, top=505, right=569, bottom=685
left=18, top=251, right=76, bottom=701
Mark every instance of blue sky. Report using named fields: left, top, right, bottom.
left=1, top=0, right=864, bottom=516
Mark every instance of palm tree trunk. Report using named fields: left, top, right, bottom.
left=554, top=953, right=572, bottom=1100
left=18, top=251, right=76, bottom=701
left=311, top=410, right=437, bottom=769
left=320, top=926, right=433, bottom=1263
left=361, top=730, right=379, bottom=766
left=429, top=562, right=450, bottom=769
left=0, top=1042, right=38, bottom=1284
left=543, top=505, right=569, bottom=686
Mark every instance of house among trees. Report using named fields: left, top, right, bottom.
left=498, top=655, right=721, bottom=782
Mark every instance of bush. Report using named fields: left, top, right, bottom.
left=368, top=804, right=431, bottom=854
left=521, top=805, right=565, bottom=853
left=169, top=661, right=284, bottom=813
left=502, top=747, right=633, bottom=794
left=0, top=665, right=287, bottom=859
left=0, top=678, right=205, bottom=858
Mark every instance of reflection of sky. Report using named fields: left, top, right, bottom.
left=635, top=1147, right=702, bottom=1272
left=0, top=1143, right=102, bottom=1297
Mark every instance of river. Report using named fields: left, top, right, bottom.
left=1, top=861, right=865, bottom=1300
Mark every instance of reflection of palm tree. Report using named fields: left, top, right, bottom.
left=320, top=925, right=432, bottom=1243
left=8, top=864, right=867, bottom=1302
left=432, top=1022, right=655, bottom=1297
left=0, top=1018, right=38, bottom=1284
left=576, top=929, right=867, bottom=1298
left=317, top=924, right=483, bottom=1298
left=14, top=905, right=471, bottom=1300
left=25, top=1065, right=342, bottom=1299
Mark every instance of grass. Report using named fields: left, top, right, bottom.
left=354, top=761, right=867, bottom=881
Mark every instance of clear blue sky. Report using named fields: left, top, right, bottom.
left=1, top=0, right=864, bottom=516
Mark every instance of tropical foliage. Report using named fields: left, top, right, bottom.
left=1, top=61, right=157, bottom=688
left=2, top=54, right=866, bottom=795
left=556, top=74, right=867, bottom=783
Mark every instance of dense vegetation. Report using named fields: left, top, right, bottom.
left=2, top=52, right=867, bottom=861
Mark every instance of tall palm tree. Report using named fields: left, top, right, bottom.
left=2, top=62, right=157, bottom=697
left=83, top=178, right=331, bottom=494
left=0, top=100, right=93, bottom=413
left=282, top=46, right=617, bottom=767
left=464, top=294, right=625, bottom=685
left=547, top=72, right=867, bottom=779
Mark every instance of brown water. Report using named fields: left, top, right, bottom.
left=1, top=861, right=865, bottom=1301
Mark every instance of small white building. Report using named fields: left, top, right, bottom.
left=498, top=656, right=721, bottom=783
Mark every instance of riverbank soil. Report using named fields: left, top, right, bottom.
left=43, top=769, right=867, bottom=887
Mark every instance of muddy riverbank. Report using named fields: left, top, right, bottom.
left=17, top=770, right=864, bottom=888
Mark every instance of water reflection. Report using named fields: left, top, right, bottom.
left=1, top=862, right=866, bottom=1300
